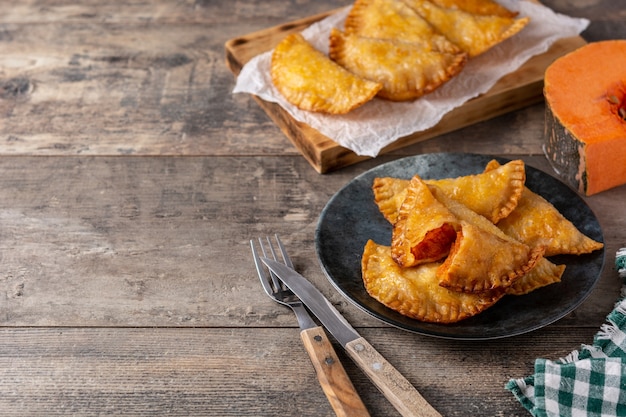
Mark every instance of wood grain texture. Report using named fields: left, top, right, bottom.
left=0, top=1, right=624, bottom=416
left=0, top=155, right=621, bottom=329
left=300, top=327, right=371, bottom=417
left=0, top=1, right=350, bottom=158
left=346, top=337, right=442, bottom=417
left=0, top=326, right=604, bottom=416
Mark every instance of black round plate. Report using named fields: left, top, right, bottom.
left=315, top=153, right=605, bottom=340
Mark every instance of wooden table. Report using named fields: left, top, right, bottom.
left=0, top=1, right=624, bottom=415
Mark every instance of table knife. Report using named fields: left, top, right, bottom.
left=261, top=257, right=442, bottom=417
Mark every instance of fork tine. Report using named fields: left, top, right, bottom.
left=252, top=236, right=287, bottom=294
left=250, top=239, right=274, bottom=297
left=252, top=235, right=295, bottom=298
left=261, top=237, right=284, bottom=294
left=273, top=234, right=294, bottom=269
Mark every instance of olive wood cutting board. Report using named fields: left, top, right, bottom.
left=225, top=7, right=587, bottom=174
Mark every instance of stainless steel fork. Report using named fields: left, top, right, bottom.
left=251, top=235, right=370, bottom=417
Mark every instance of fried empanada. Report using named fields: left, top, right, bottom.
left=428, top=0, right=519, bottom=18
left=484, top=161, right=605, bottom=256
left=437, top=221, right=543, bottom=293
left=391, top=175, right=460, bottom=267
left=362, top=240, right=504, bottom=323
left=372, top=159, right=525, bottom=224
left=428, top=184, right=545, bottom=293
left=372, top=176, right=410, bottom=224
left=506, top=257, right=565, bottom=296
left=402, top=0, right=530, bottom=57
left=428, top=183, right=512, bottom=239
left=329, top=29, right=467, bottom=101
left=428, top=159, right=525, bottom=223
left=497, top=187, right=604, bottom=256
left=270, top=33, right=382, bottom=114
left=345, top=0, right=461, bottom=53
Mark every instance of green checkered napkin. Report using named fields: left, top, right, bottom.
left=507, top=249, right=626, bottom=417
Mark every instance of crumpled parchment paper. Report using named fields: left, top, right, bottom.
left=233, top=0, right=589, bottom=157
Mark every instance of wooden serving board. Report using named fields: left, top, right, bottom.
left=225, top=7, right=587, bottom=174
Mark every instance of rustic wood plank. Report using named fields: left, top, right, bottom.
left=0, top=326, right=603, bottom=416
left=0, top=154, right=357, bottom=327
left=0, top=155, right=621, bottom=328
left=0, top=0, right=349, bottom=158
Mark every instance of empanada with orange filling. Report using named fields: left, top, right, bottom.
left=362, top=240, right=504, bottom=323
left=437, top=221, right=544, bottom=293
left=391, top=175, right=460, bottom=267
left=345, top=0, right=461, bottom=53
left=271, top=33, right=382, bottom=114
left=428, top=0, right=519, bottom=18
left=429, top=182, right=564, bottom=294
left=427, top=185, right=545, bottom=292
left=484, top=161, right=605, bottom=256
left=372, top=159, right=525, bottom=224
left=506, top=257, right=565, bottom=296
left=402, top=0, right=530, bottom=57
left=329, top=29, right=467, bottom=101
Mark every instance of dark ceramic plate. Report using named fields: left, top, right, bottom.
left=315, top=153, right=605, bottom=340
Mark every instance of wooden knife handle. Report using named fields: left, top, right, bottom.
left=345, top=337, right=442, bottom=417
left=300, top=327, right=371, bottom=417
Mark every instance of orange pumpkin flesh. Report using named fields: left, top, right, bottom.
left=543, top=40, right=626, bottom=195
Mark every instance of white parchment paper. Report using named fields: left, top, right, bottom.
left=233, top=0, right=589, bottom=157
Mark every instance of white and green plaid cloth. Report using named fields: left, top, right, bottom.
left=507, top=249, right=626, bottom=417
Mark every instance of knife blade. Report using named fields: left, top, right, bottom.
left=261, top=257, right=442, bottom=417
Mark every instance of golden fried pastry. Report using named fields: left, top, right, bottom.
left=506, top=257, right=565, bottom=296
left=497, top=187, right=604, bottom=256
left=428, top=159, right=525, bottom=223
left=362, top=240, right=504, bottom=323
left=372, top=159, right=525, bottom=224
left=427, top=183, right=546, bottom=293
left=484, top=161, right=604, bottom=256
left=345, top=0, right=461, bottom=53
left=372, top=177, right=410, bottom=224
left=428, top=183, right=513, bottom=239
left=271, top=33, right=381, bottom=114
left=391, top=175, right=460, bottom=267
left=428, top=0, right=519, bottom=18
left=329, top=29, right=467, bottom=101
left=402, top=0, right=530, bottom=57
left=437, top=221, right=544, bottom=293
left=365, top=158, right=600, bottom=324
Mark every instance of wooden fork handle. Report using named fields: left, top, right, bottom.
left=300, top=326, right=371, bottom=417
